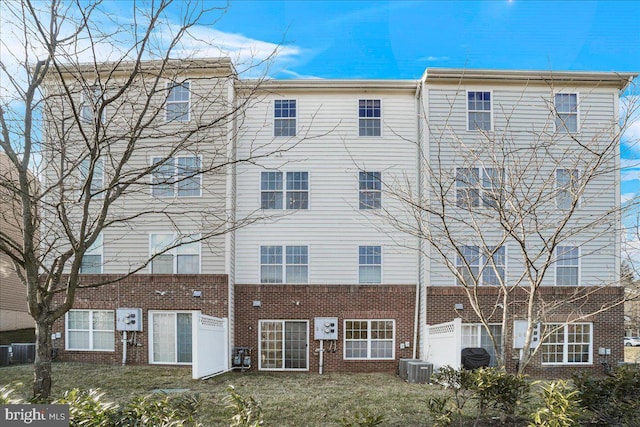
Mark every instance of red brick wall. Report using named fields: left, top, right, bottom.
left=234, top=284, right=417, bottom=374
left=426, top=286, right=624, bottom=378
left=52, top=274, right=228, bottom=365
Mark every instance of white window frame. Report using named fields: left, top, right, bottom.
left=555, top=245, right=580, bottom=286
left=555, top=168, right=580, bottom=209
left=259, top=171, right=309, bottom=210
left=258, top=319, right=309, bottom=371
left=80, top=233, right=103, bottom=274
left=358, top=99, right=382, bottom=137
left=554, top=92, right=579, bottom=133
left=151, top=155, right=202, bottom=198
left=149, top=233, right=201, bottom=274
left=456, top=167, right=504, bottom=208
left=359, top=171, right=382, bottom=210
left=466, top=90, right=493, bottom=131
left=455, top=245, right=506, bottom=286
left=80, top=86, right=105, bottom=123
left=541, top=323, right=592, bottom=365
left=273, top=99, right=297, bottom=137
left=65, top=309, right=114, bottom=352
left=79, top=157, right=104, bottom=199
left=259, top=245, right=309, bottom=284
left=344, top=319, right=395, bottom=360
left=358, top=245, right=382, bottom=284
left=148, top=310, right=195, bottom=365
left=165, top=81, right=191, bottom=122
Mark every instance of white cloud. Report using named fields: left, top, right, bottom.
left=622, top=193, right=637, bottom=204
left=621, top=169, right=640, bottom=182
left=277, top=69, right=323, bottom=80
left=621, top=93, right=640, bottom=151
left=623, top=226, right=640, bottom=271
left=622, top=159, right=640, bottom=169
left=0, top=2, right=305, bottom=96
left=418, top=56, right=450, bottom=62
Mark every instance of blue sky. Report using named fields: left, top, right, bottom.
left=214, top=0, right=640, bottom=79
left=214, top=0, right=640, bottom=191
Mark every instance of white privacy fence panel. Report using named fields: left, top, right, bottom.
left=192, top=313, right=228, bottom=379
left=424, top=318, right=462, bottom=371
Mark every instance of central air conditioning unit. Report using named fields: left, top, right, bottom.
left=398, top=358, right=422, bottom=380
left=407, top=361, right=433, bottom=384
left=116, top=308, right=143, bottom=332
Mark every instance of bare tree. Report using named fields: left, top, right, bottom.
left=383, top=78, right=639, bottom=373
left=0, top=0, right=291, bottom=399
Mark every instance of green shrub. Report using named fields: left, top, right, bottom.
left=573, top=366, right=640, bottom=425
left=224, top=385, right=264, bottom=427
left=529, top=380, right=580, bottom=427
left=430, top=366, right=529, bottom=426
left=0, top=384, right=24, bottom=404
left=53, top=388, right=202, bottom=427
left=468, top=367, right=529, bottom=422
left=54, top=389, right=117, bottom=427
left=115, top=392, right=202, bottom=426
left=339, top=410, right=386, bottom=427
left=427, top=396, right=456, bottom=426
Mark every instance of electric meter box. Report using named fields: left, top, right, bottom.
left=116, top=308, right=143, bottom=332
left=314, top=317, right=338, bottom=340
left=512, top=320, right=540, bottom=349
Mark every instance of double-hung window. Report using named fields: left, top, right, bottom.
left=80, top=233, right=103, bottom=274
left=274, top=100, right=296, bottom=136
left=80, top=86, right=105, bottom=123
left=359, top=99, right=381, bottom=136
left=359, top=171, right=381, bottom=209
left=79, top=158, right=104, bottom=198
left=556, top=246, right=579, bottom=286
left=554, top=93, right=578, bottom=133
left=462, top=324, right=502, bottom=367
left=467, top=91, right=492, bottom=131
left=456, top=245, right=505, bottom=286
left=344, top=320, right=394, bottom=359
left=150, top=233, right=201, bottom=274
left=260, top=245, right=308, bottom=284
left=359, top=246, right=381, bottom=284
left=556, top=169, right=579, bottom=209
left=66, top=309, right=114, bottom=351
left=456, top=167, right=503, bottom=208
left=152, top=156, right=201, bottom=197
left=166, top=81, right=190, bottom=122
left=260, top=171, right=308, bottom=209
left=541, top=323, right=592, bottom=364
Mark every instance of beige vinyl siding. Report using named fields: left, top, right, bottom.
left=425, top=83, right=619, bottom=287
left=236, top=88, right=418, bottom=285
left=42, top=66, right=233, bottom=275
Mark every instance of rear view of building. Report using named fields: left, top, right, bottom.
left=35, top=60, right=635, bottom=379
left=234, top=80, right=419, bottom=373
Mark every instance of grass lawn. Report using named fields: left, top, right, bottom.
left=0, top=363, right=441, bottom=426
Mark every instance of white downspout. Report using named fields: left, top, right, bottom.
left=121, top=331, right=127, bottom=366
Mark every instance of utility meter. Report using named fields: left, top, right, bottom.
left=314, top=317, right=338, bottom=340
left=116, top=308, right=143, bottom=331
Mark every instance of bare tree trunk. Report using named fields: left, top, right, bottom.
left=33, top=319, right=53, bottom=401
